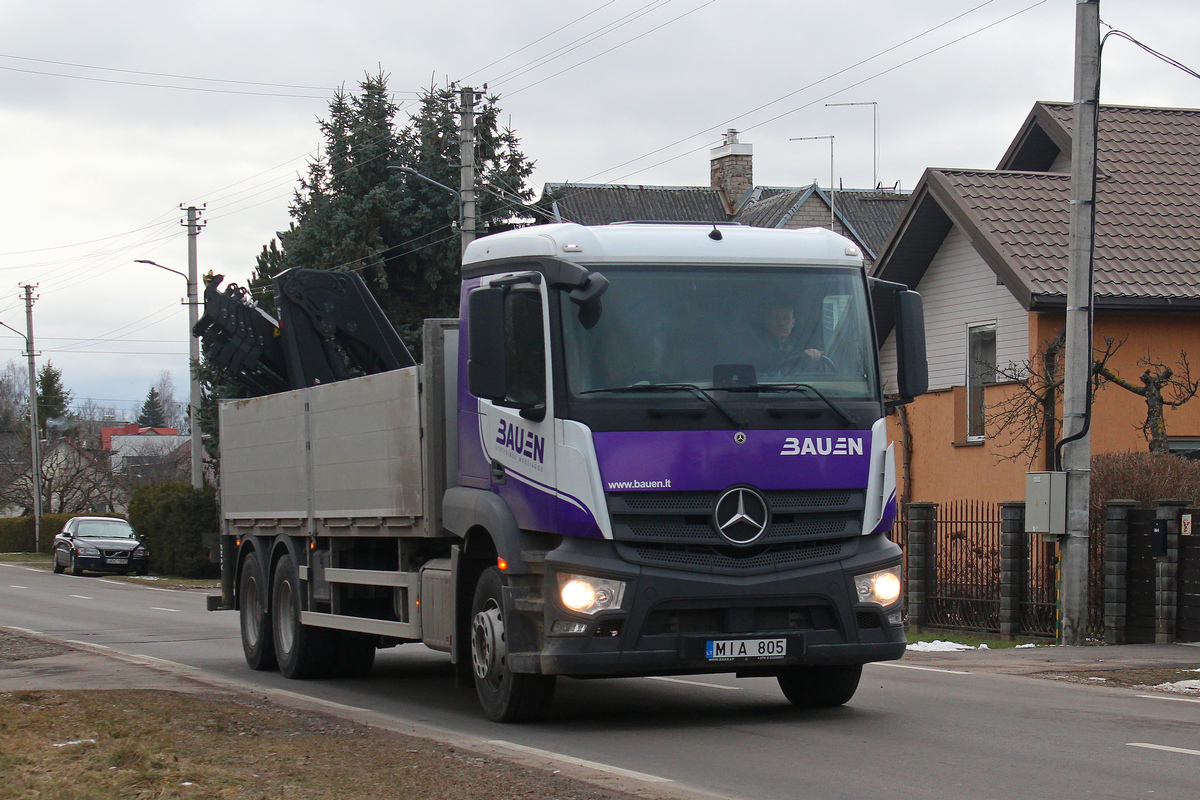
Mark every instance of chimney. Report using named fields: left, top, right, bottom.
left=710, top=129, right=753, bottom=212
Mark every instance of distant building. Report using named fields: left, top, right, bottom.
left=538, top=129, right=910, bottom=266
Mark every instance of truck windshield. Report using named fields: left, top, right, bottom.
left=561, top=266, right=877, bottom=400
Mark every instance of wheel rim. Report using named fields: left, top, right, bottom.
left=276, top=577, right=297, bottom=654
left=241, top=573, right=262, bottom=648
left=471, top=599, right=506, bottom=690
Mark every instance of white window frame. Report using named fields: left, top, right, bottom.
left=966, top=322, right=997, bottom=442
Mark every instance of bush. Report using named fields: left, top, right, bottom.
left=1090, top=450, right=1200, bottom=528
left=0, top=513, right=122, bottom=554
left=127, top=482, right=219, bottom=578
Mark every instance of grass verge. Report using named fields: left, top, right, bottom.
left=0, top=689, right=648, bottom=800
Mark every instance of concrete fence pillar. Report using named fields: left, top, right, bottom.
left=905, top=502, right=937, bottom=629
left=999, top=502, right=1026, bottom=639
left=1104, top=500, right=1137, bottom=645
left=1155, top=499, right=1187, bottom=644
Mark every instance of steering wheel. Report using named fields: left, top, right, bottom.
left=772, top=352, right=837, bottom=378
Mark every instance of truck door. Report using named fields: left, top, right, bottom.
left=471, top=276, right=559, bottom=533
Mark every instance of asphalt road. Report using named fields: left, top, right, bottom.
left=3, top=561, right=1199, bottom=800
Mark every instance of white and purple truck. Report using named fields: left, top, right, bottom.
left=207, top=222, right=928, bottom=722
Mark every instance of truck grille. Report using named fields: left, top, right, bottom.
left=607, top=489, right=864, bottom=574
left=616, top=539, right=850, bottom=574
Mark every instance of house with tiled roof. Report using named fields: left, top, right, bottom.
left=873, top=101, right=1200, bottom=504
left=539, top=130, right=909, bottom=266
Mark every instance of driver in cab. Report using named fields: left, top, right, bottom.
left=757, top=298, right=824, bottom=376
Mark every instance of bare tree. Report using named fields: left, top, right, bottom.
left=1093, top=337, right=1200, bottom=453
left=987, top=330, right=1065, bottom=468
left=153, top=370, right=188, bottom=431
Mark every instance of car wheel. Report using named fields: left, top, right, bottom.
left=239, top=550, right=277, bottom=671
left=470, top=566, right=556, bottom=722
left=52, top=551, right=64, bottom=574
left=776, top=664, right=862, bottom=708
left=69, top=552, right=84, bottom=576
left=271, top=552, right=335, bottom=679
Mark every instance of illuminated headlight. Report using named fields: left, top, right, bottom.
left=556, top=574, right=626, bottom=615
left=854, top=566, right=903, bottom=606
left=76, top=545, right=100, bottom=556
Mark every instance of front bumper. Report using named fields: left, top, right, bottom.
left=507, top=533, right=905, bottom=677
left=74, top=554, right=149, bottom=573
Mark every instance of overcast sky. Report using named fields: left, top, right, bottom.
left=1, top=0, right=1198, bottom=419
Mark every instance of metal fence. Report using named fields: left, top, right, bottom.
left=925, top=500, right=1002, bottom=632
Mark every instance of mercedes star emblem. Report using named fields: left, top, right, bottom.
left=713, top=486, right=769, bottom=545
left=734, top=431, right=747, bottom=445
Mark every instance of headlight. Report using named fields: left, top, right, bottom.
left=76, top=545, right=100, bottom=556
left=854, top=566, right=902, bottom=606
left=556, top=573, right=626, bottom=615
left=134, top=545, right=149, bottom=556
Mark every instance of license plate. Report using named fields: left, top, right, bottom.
left=705, top=638, right=787, bottom=661
left=106, top=558, right=128, bottom=565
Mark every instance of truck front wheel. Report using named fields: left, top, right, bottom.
left=777, top=664, right=863, bottom=708
left=239, top=550, right=277, bottom=671
left=271, top=552, right=335, bottom=679
left=470, top=567, right=556, bottom=722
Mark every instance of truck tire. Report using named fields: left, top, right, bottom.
left=470, top=567, right=556, bottom=722
left=332, top=631, right=376, bottom=678
left=271, top=552, right=336, bottom=679
left=777, top=664, right=863, bottom=708
left=239, top=551, right=277, bottom=671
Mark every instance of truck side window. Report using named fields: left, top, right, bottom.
left=505, top=290, right=546, bottom=407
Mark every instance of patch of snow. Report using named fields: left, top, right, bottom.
left=907, top=640, right=980, bottom=652
left=1153, top=679, right=1200, bottom=694
left=52, top=739, right=95, bottom=747
left=1015, top=643, right=1037, bottom=649
left=1088, top=677, right=1107, bottom=682
left=127, top=575, right=164, bottom=581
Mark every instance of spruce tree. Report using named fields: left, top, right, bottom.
left=137, top=387, right=168, bottom=428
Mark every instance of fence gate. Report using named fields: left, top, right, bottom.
left=1124, top=508, right=1159, bottom=644
left=925, top=500, right=1001, bottom=632
left=1179, top=510, right=1200, bottom=643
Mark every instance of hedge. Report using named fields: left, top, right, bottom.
left=127, top=481, right=219, bottom=578
left=0, top=513, right=122, bottom=554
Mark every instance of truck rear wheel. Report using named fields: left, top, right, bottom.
left=272, top=552, right=336, bottom=679
left=470, top=567, right=556, bottom=722
left=239, top=550, right=277, bottom=671
left=777, top=664, right=863, bottom=708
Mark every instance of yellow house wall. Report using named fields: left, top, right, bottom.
left=888, top=310, right=1200, bottom=505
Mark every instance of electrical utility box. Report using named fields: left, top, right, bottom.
left=1026, top=471, right=1067, bottom=536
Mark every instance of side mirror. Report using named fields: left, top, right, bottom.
left=894, top=290, right=928, bottom=402
left=467, top=287, right=507, bottom=401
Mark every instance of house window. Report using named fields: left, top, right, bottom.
left=966, top=323, right=997, bottom=440
left=1168, top=437, right=1200, bottom=461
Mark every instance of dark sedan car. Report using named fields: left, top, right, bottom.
left=52, top=517, right=149, bottom=576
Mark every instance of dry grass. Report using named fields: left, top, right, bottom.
left=0, top=690, right=646, bottom=800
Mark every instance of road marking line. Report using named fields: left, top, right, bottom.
left=69, top=595, right=94, bottom=600
left=1127, top=742, right=1200, bottom=757
left=487, top=740, right=673, bottom=783
left=9, top=585, right=27, bottom=589
left=25, top=567, right=42, bottom=573
left=1137, top=694, right=1200, bottom=705
left=647, top=676, right=742, bottom=691
left=874, top=662, right=971, bottom=675
left=150, top=607, right=182, bottom=613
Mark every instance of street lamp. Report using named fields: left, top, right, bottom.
left=135, top=259, right=202, bottom=490
left=0, top=319, right=41, bottom=551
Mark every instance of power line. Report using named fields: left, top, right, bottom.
left=0, top=51, right=340, bottom=91
left=462, top=1, right=620, bottom=81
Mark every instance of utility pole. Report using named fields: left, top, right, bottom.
left=1059, top=0, right=1100, bottom=645
left=21, top=284, right=41, bottom=551
left=183, top=205, right=205, bottom=490
left=458, top=86, right=478, bottom=259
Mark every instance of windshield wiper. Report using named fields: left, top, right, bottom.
left=716, top=383, right=856, bottom=428
left=580, top=383, right=744, bottom=428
